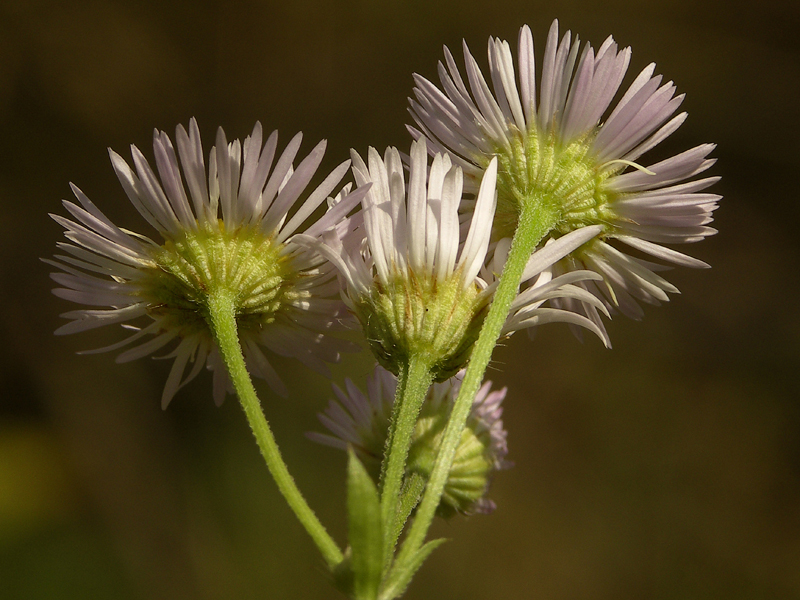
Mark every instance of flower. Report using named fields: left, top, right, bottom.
left=408, top=20, right=720, bottom=335
left=296, top=138, right=609, bottom=378
left=298, top=138, right=499, bottom=379
left=308, top=365, right=511, bottom=516
left=48, top=119, right=366, bottom=407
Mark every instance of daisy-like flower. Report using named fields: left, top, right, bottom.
left=48, top=119, right=367, bottom=407
left=297, top=138, right=609, bottom=379
left=309, top=365, right=511, bottom=516
left=408, top=19, right=720, bottom=333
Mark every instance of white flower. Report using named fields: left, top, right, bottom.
left=408, top=20, right=720, bottom=335
left=335, top=138, right=497, bottom=307
left=308, top=365, right=511, bottom=515
left=298, top=138, right=499, bottom=378
left=297, top=138, right=608, bottom=377
left=48, top=119, right=366, bottom=407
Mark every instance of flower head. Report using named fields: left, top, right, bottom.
left=309, top=365, right=511, bottom=516
left=48, top=119, right=366, bottom=407
left=409, top=20, right=720, bottom=335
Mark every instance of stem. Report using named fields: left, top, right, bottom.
left=204, top=290, right=343, bottom=569
left=379, top=354, right=434, bottom=566
left=387, top=202, right=556, bottom=585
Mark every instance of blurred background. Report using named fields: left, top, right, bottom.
left=0, top=0, right=798, bottom=598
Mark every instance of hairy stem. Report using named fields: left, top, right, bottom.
left=385, top=202, right=556, bottom=590
left=205, top=290, right=343, bottom=569
left=379, top=354, right=434, bottom=568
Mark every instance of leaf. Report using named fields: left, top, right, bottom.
left=390, top=474, right=426, bottom=553
left=347, top=448, right=384, bottom=600
left=379, top=538, right=448, bottom=600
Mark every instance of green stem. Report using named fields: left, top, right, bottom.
left=379, top=354, right=434, bottom=567
left=385, top=202, right=557, bottom=591
left=204, top=290, right=343, bottom=569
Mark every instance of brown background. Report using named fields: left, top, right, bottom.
left=0, top=0, right=798, bottom=598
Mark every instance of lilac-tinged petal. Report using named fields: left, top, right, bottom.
left=521, top=226, right=602, bottom=282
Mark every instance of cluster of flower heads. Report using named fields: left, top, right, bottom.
left=308, top=365, right=510, bottom=516
left=49, top=20, right=718, bottom=511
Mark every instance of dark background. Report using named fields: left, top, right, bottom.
left=1, top=0, right=798, bottom=598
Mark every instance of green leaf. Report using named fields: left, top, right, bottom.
left=347, top=448, right=384, bottom=600
left=390, top=473, right=425, bottom=555
left=379, top=538, right=448, bottom=600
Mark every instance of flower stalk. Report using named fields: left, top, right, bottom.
left=204, top=289, right=344, bottom=569
left=379, top=354, right=434, bottom=566
left=387, top=200, right=557, bottom=590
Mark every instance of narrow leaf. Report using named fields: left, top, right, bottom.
left=390, top=474, right=426, bottom=554
left=347, top=448, right=384, bottom=600
left=380, top=538, right=448, bottom=600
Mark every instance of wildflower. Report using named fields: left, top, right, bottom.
left=297, top=138, right=609, bottom=379
left=408, top=20, right=720, bottom=334
left=48, top=119, right=365, bottom=407
left=309, top=365, right=511, bottom=516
